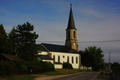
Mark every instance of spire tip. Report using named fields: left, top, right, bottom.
left=70, top=3, right=72, bottom=8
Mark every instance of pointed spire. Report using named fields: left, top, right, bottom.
left=70, top=3, right=72, bottom=8
left=67, top=4, right=76, bottom=30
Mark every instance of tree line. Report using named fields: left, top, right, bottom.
left=0, top=22, right=105, bottom=75
left=0, top=22, right=38, bottom=61
left=80, top=46, right=104, bottom=71
left=0, top=22, right=55, bottom=76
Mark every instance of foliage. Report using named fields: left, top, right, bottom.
left=27, top=61, right=54, bottom=73
left=0, top=69, right=83, bottom=80
left=0, top=62, right=15, bottom=76
left=0, top=61, right=55, bottom=75
left=0, top=24, right=10, bottom=54
left=42, top=61, right=55, bottom=72
left=63, top=62, right=73, bottom=69
left=80, top=46, right=104, bottom=71
left=8, top=28, right=17, bottom=54
left=0, top=61, right=29, bottom=75
left=111, top=62, right=120, bottom=75
left=97, top=71, right=109, bottom=80
left=79, top=51, right=86, bottom=67
left=0, top=22, right=55, bottom=76
left=10, top=22, right=38, bottom=61
left=0, top=75, right=35, bottom=80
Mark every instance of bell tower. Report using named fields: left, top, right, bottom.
left=65, top=4, right=78, bottom=51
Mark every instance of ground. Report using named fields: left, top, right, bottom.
left=35, top=72, right=105, bottom=80
left=0, top=70, right=109, bottom=80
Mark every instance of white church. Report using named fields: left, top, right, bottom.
left=37, top=4, right=81, bottom=69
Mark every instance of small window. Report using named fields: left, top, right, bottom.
left=58, top=56, right=60, bottom=62
left=76, top=57, right=78, bottom=64
left=72, top=57, right=74, bottom=63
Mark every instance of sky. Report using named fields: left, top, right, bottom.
left=0, top=0, right=120, bottom=63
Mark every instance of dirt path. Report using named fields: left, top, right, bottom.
left=34, top=72, right=99, bottom=80
left=34, top=75, right=67, bottom=80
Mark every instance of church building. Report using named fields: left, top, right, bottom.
left=37, top=4, right=81, bottom=69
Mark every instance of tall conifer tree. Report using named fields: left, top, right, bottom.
left=14, top=22, right=38, bottom=61
left=0, top=24, right=8, bottom=54
left=8, top=27, right=16, bottom=54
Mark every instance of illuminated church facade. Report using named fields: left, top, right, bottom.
left=37, top=4, right=81, bottom=69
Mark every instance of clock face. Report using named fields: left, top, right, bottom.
left=73, top=43, right=76, bottom=46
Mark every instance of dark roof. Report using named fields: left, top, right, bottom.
left=38, top=55, right=53, bottom=60
left=0, top=54, right=23, bottom=62
left=36, top=44, right=48, bottom=52
left=41, top=43, right=67, bottom=52
left=67, top=4, right=76, bottom=30
left=37, top=43, right=78, bottom=53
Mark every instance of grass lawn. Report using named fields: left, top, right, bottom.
left=0, top=74, right=36, bottom=80
left=40, top=69, right=84, bottom=75
left=0, top=69, right=86, bottom=80
left=96, top=72, right=109, bottom=80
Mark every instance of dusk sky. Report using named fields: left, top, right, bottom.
left=0, top=0, right=120, bottom=63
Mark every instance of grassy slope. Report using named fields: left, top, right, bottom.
left=0, top=69, right=85, bottom=80
left=96, top=72, right=109, bottom=80
left=0, top=75, right=36, bottom=80
left=40, top=69, right=83, bottom=75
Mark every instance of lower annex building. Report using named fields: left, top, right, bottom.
left=37, top=4, right=81, bottom=69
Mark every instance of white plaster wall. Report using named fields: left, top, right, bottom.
left=42, top=60, right=53, bottom=63
left=54, top=64, right=63, bottom=69
left=38, top=51, right=81, bottom=69
left=38, top=51, right=48, bottom=55
left=51, top=52, right=80, bottom=69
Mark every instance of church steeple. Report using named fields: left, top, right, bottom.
left=65, top=4, right=78, bottom=51
left=67, top=4, right=76, bottom=30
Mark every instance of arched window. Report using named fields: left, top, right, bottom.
left=76, top=57, right=78, bottom=64
left=58, top=56, right=60, bottom=62
left=53, top=55, right=55, bottom=62
left=72, top=56, right=74, bottom=63
left=67, top=56, right=69, bottom=62
left=73, top=31, right=76, bottom=38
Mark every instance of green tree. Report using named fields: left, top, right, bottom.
left=8, top=27, right=17, bottom=54
left=83, top=46, right=104, bottom=71
left=79, top=50, right=87, bottom=67
left=14, top=22, right=38, bottom=61
left=111, top=62, right=120, bottom=75
left=0, top=24, right=9, bottom=54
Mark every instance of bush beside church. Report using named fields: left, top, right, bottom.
left=0, top=60, right=54, bottom=76
left=63, top=62, right=73, bottom=69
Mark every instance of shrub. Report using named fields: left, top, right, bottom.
left=0, top=61, right=15, bottom=76
left=42, top=62, right=55, bottom=72
left=26, top=61, right=55, bottom=73
left=14, top=62, right=28, bottom=74
left=63, top=62, right=73, bottom=69
left=0, top=60, right=55, bottom=75
left=111, top=62, right=120, bottom=75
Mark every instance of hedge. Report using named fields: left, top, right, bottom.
left=0, top=61, right=54, bottom=76
left=63, top=62, right=73, bottom=69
